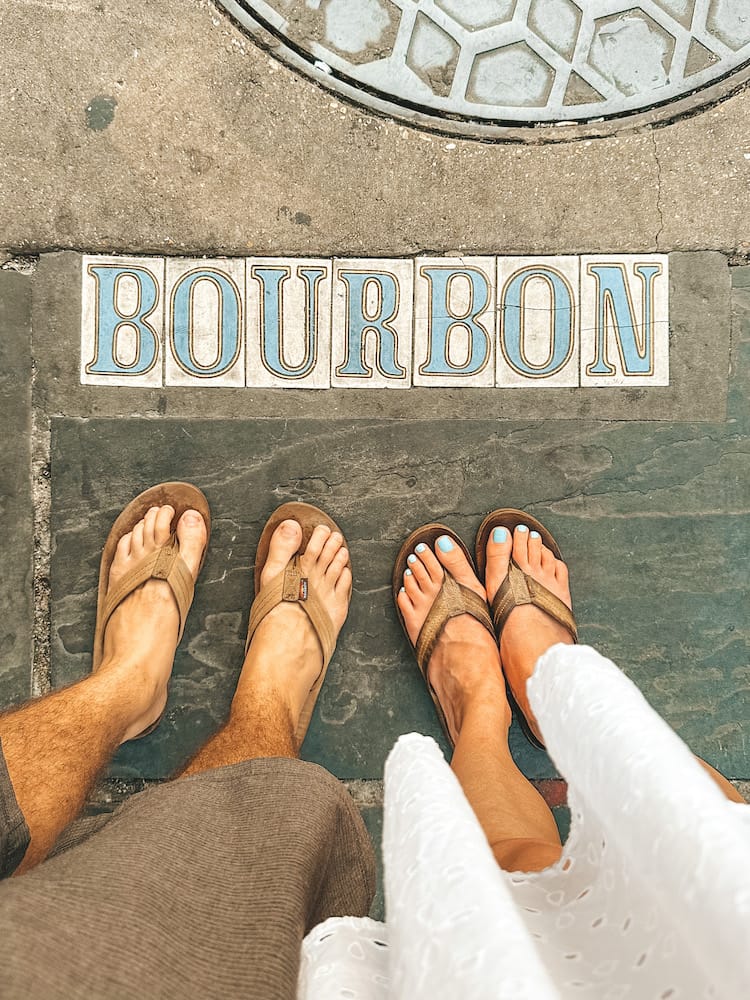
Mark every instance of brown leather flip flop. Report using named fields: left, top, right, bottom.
left=245, top=501, right=352, bottom=747
left=93, top=482, right=212, bottom=740
left=392, top=523, right=495, bottom=749
left=475, top=508, right=577, bottom=750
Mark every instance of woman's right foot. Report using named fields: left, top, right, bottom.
left=484, top=523, right=574, bottom=742
left=397, top=535, right=510, bottom=744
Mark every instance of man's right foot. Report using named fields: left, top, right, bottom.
left=484, top=523, right=574, bottom=742
left=232, top=519, right=352, bottom=731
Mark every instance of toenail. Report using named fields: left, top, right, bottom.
left=492, top=527, right=507, bottom=544
left=399, top=586, right=405, bottom=594
left=415, top=543, right=426, bottom=553
left=407, top=554, right=417, bottom=565
left=404, top=568, right=412, bottom=576
left=517, top=524, right=529, bottom=533
left=280, top=520, right=299, bottom=537
left=437, top=535, right=454, bottom=552
left=530, top=530, right=540, bottom=539
left=182, top=511, right=202, bottom=525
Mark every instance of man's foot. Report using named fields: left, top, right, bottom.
left=484, top=523, right=574, bottom=742
left=99, top=505, right=208, bottom=743
left=396, top=535, right=509, bottom=744
left=232, top=520, right=352, bottom=729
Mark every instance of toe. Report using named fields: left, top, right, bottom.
left=513, top=524, right=530, bottom=569
left=434, top=534, right=484, bottom=599
left=143, top=506, right=160, bottom=547
left=301, top=524, right=332, bottom=567
left=414, top=542, right=443, bottom=584
left=334, top=565, right=352, bottom=597
left=325, top=545, right=349, bottom=580
left=485, top=524, right=512, bottom=604
left=527, top=530, right=543, bottom=569
left=175, top=509, right=208, bottom=578
left=316, top=530, right=344, bottom=570
left=154, top=505, right=175, bottom=546
left=131, top=518, right=146, bottom=558
left=261, top=518, right=302, bottom=586
left=407, top=552, right=431, bottom=588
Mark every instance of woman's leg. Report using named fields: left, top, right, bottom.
left=483, top=522, right=746, bottom=806
left=396, top=536, right=562, bottom=872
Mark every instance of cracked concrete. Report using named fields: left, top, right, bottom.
left=1, top=0, right=750, bottom=258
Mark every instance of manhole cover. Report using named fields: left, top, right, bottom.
left=216, top=0, right=750, bottom=137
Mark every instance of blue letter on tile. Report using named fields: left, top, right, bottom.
left=419, top=267, right=490, bottom=376
left=170, top=269, right=241, bottom=378
left=254, top=266, right=324, bottom=379
left=336, top=271, right=406, bottom=378
left=85, top=264, right=159, bottom=376
left=501, top=267, right=574, bottom=377
left=586, top=263, right=661, bottom=376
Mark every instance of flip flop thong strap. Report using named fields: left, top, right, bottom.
left=101, top=537, right=195, bottom=644
left=414, top=575, right=495, bottom=677
left=492, top=562, right=578, bottom=642
left=246, top=556, right=336, bottom=665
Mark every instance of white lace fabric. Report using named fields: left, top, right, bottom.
left=298, top=645, right=750, bottom=999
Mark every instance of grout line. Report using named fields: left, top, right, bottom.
left=30, top=362, right=52, bottom=698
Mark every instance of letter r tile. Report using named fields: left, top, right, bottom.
left=246, top=258, right=332, bottom=389
left=81, top=255, right=165, bottom=387
left=413, top=257, right=495, bottom=387
left=331, top=259, right=413, bottom=389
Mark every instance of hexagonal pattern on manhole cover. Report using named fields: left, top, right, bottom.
left=216, top=0, right=750, bottom=136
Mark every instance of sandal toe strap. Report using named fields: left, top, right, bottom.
left=102, top=537, right=195, bottom=644
left=492, top=562, right=578, bottom=642
left=246, top=556, right=336, bottom=665
left=415, top=575, right=495, bottom=677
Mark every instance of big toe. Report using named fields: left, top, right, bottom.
left=434, top=534, right=485, bottom=599
left=485, top=525, right=513, bottom=603
left=261, top=519, right=302, bottom=585
left=176, top=509, right=208, bottom=578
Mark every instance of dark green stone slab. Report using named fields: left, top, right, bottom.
left=50, top=345, right=748, bottom=780
left=0, top=270, right=33, bottom=709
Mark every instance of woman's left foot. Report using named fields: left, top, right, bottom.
left=484, top=524, right=574, bottom=742
left=397, top=536, right=510, bottom=744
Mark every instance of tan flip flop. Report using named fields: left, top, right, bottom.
left=93, top=482, right=212, bottom=740
left=475, top=508, right=577, bottom=750
left=392, top=524, right=495, bottom=749
left=245, top=501, right=352, bottom=747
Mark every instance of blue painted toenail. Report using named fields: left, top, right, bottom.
left=530, top=530, right=540, bottom=539
left=399, top=586, right=405, bottom=594
left=437, top=535, right=454, bottom=552
left=404, top=568, right=412, bottom=576
left=415, top=543, right=426, bottom=553
left=492, top=527, right=507, bottom=544
left=407, top=554, right=417, bottom=564
left=517, top=524, right=529, bottom=533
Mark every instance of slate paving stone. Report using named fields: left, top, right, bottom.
left=50, top=309, right=749, bottom=782
left=0, top=270, right=33, bottom=708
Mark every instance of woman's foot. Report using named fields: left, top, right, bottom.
left=99, top=504, right=208, bottom=743
left=396, top=535, right=510, bottom=744
left=484, top=523, right=574, bottom=742
left=232, top=519, right=352, bottom=730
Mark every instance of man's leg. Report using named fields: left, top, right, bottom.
left=396, top=535, right=563, bottom=873
left=0, top=504, right=207, bottom=873
left=179, top=516, right=352, bottom=776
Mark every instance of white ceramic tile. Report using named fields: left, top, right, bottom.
left=331, top=259, right=413, bottom=388
left=413, top=257, right=495, bottom=387
left=580, top=254, right=669, bottom=387
left=496, top=256, right=580, bottom=387
left=246, top=258, right=332, bottom=388
left=81, top=255, right=164, bottom=387
left=164, top=258, right=246, bottom=387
